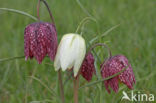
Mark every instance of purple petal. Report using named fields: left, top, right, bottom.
left=101, top=55, right=136, bottom=93
left=80, top=52, right=96, bottom=82
left=24, top=22, right=58, bottom=64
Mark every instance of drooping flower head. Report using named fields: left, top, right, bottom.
left=54, top=33, right=86, bottom=77
left=24, top=22, right=57, bottom=64
left=101, top=55, right=136, bottom=93
left=80, top=52, right=96, bottom=81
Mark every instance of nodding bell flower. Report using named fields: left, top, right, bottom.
left=101, top=55, right=135, bottom=93
left=54, top=33, right=86, bottom=77
left=80, top=52, right=96, bottom=81
left=24, top=22, right=57, bottom=64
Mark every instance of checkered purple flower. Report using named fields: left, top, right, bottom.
left=101, top=55, right=135, bottom=93
left=24, top=22, right=57, bottom=64
left=80, top=52, right=96, bottom=82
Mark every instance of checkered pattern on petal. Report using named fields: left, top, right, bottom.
left=80, top=52, right=96, bottom=82
left=24, top=22, right=58, bottom=64
left=101, top=55, right=135, bottom=93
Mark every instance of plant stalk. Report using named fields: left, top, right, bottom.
left=41, top=0, right=55, bottom=24
left=74, top=76, right=79, bottom=103
left=37, top=0, right=40, bottom=20
left=88, top=43, right=112, bottom=58
left=37, top=0, right=55, bottom=24
left=58, top=70, right=65, bottom=103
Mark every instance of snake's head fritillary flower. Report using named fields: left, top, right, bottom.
left=80, top=52, right=96, bottom=82
left=101, top=55, right=135, bottom=93
left=24, top=22, right=57, bottom=64
left=54, top=33, right=86, bottom=77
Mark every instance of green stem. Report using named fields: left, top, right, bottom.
left=0, top=8, right=37, bottom=21
left=87, top=41, right=102, bottom=64
left=88, top=43, right=112, bottom=58
left=76, top=17, right=96, bottom=33
left=76, top=0, right=101, bottom=35
left=79, top=67, right=127, bottom=89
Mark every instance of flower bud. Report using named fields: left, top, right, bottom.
left=80, top=52, right=96, bottom=81
left=24, top=22, right=57, bottom=64
left=101, top=55, right=135, bottom=93
left=54, top=33, right=86, bottom=77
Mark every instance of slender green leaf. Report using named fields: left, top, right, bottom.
left=28, top=76, right=58, bottom=97
left=76, top=0, right=92, bottom=17
left=0, top=56, right=25, bottom=62
left=79, top=66, right=127, bottom=89
left=0, top=8, right=37, bottom=21
left=90, top=24, right=120, bottom=43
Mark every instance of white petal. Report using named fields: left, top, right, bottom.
left=54, top=35, right=69, bottom=71
left=73, top=35, right=86, bottom=77
left=54, top=33, right=86, bottom=75
left=60, top=34, right=75, bottom=71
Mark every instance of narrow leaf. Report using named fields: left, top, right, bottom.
left=28, top=76, right=58, bottom=97
left=0, top=56, right=25, bottom=62
left=90, top=24, right=120, bottom=43
left=79, top=66, right=127, bottom=89
left=76, top=0, right=92, bottom=17
left=0, top=8, right=37, bottom=21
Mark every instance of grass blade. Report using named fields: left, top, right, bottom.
left=76, top=0, right=92, bottom=17
left=0, top=8, right=38, bottom=21
left=44, top=62, right=53, bottom=66
left=76, top=17, right=96, bottom=33
left=90, top=24, right=120, bottom=43
left=0, top=56, right=25, bottom=62
left=28, top=76, right=58, bottom=97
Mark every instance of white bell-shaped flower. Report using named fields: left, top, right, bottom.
left=54, top=33, right=86, bottom=77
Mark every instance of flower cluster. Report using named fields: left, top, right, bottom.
left=24, top=0, right=136, bottom=95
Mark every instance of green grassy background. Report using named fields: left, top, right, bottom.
left=0, top=0, right=155, bottom=103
